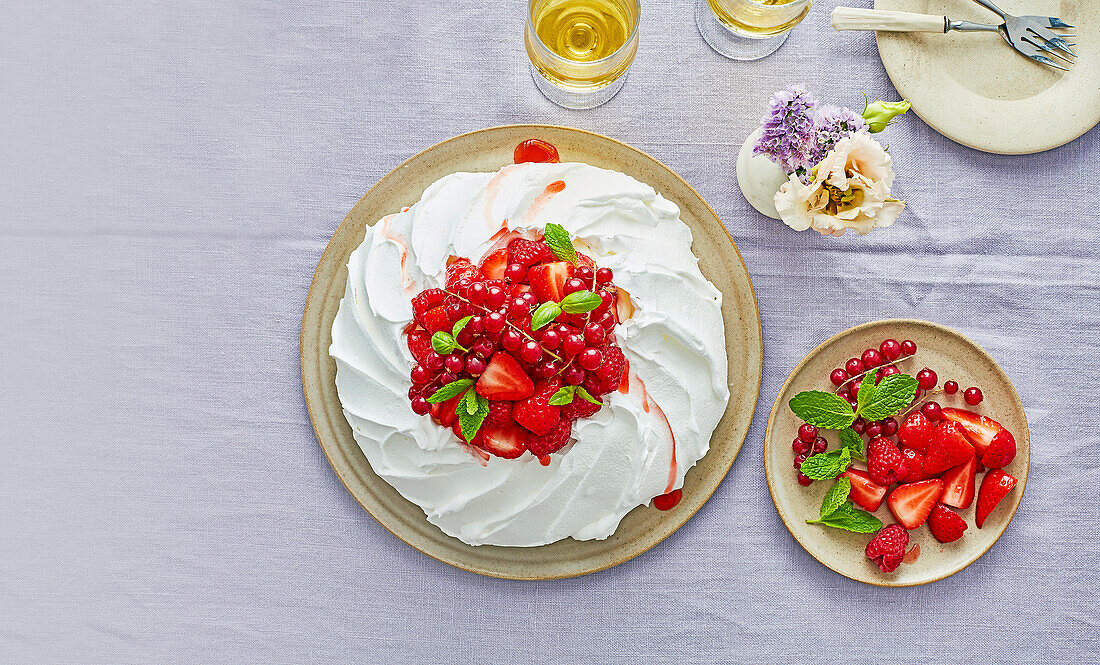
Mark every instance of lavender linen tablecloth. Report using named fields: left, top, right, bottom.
left=3, top=1, right=1098, bottom=662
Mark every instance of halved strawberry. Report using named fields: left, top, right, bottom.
left=886, top=478, right=944, bottom=530
left=939, top=453, right=977, bottom=509
left=421, top=306, right=451, bottom=333
left=899, top=448, right=929, bottom=483
left=445, top=257, right=478, bottom=288
left=940, top=407, right=1005, bottom=457
left=475, top=352, right=535, bottom=401
left=435, top=394, right=462, bottom=428
left=841, top=469, right=888, bottom=512
left=406, top=329, right=432, bottom=365
left=923, top=421, right=974, bottom=475
left=480, top=424, right=529, bottom=459
left=478, top=248, right=509, bottom=281
left=897, top=411, right=934, bottom=452
left=528, top=261, right=575, bottom=303
left=513, top=379, right=563, bottom=436
left=982, top=429, right=1017, bottom=469
left=927, top=503, right=968, bottom=543
left=976, top=469, right=1017, bottom=528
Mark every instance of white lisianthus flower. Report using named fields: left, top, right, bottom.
left=773, top=132, right=905, bottom=237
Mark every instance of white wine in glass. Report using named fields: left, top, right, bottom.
left=696, top=0, right=812, bottom=60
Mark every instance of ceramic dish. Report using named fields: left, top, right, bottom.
left=874, top=0, right=1099, bottom=154
left=764, top=319, right=1029, bottom=586
left=301, top=124, right=763, bottom=579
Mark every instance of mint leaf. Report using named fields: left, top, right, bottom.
left=789, top=391, right=857, bottom=430
left=560, top=290, right=601, bottom=314
left=458, top=392, right=490, bottom=442
left=460, top=387, right=479, bottom=415
left=451, top=315, right=473, bottom=340
left=820, top=476, right=851, bottom=519
left=856, top=373, right=876, bottom=413
left=809, top=502, right=883, bottom=533
left=427, top=378, right=474, bottom=404
left=860, top=373, right=919, bottom=421
left=839, top=428, right=864, bottom=459
left=543, top=223, right=577, bottom=264
left=799, top=447, right=851, bottom=480
left=549, top=386, right=576, bottom=406
left=430, top=331, right=467, bottom=355
left=575, top=386, right=602, bottom=405
left=531, top=301, right=562, bottom=331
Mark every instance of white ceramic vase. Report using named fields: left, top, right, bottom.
left=736, top=128, right=788, bottom=220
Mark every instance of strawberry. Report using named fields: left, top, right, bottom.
left=976, top=469, right=1017, bottom=528
left=528, top=261, right=575, bottom=303
left=940, top=407, right=1005, bottom=457
left=886, top=478, right=944, bottom=530
left=483, top=400, right=514, bottom=428
left=412, top=288, right=446, bottom=322
left=478, top=248, right=509, bottom=281
left=927, top=503, right=968, bottom=543
left=922, top=421, right=974, bottom=475
left=981, top=429, right=1017, bottom=469
left=594, top=344, right=627, bottom=393
left=420, top=306, right=451, bottom=333
left=445, top=258, right=478, bottom=288
left=898, top=447, right=929, bottom=483
left=480, top=424, right=529, bottom=459
left=507, top=238, right=554, bottom=267
left=475, top=352, right=535, bottom=401
left=435, top=394, right=463, bottom=428
left=939, top=453, right=977, bottom=509
left=866, top=436, right=909, bottom=485
left=897, top=411, right=934, bottom=452
left=866, top=524, right=909, bottom=573
left=528, top=418, right=572, bottom=457
left=840, top=469, right=888, bottom=512
left=562, top=394, right=603, bottom=419
left=406, top=329, right=432, bottom=365
left=513, top=379, right=563, bottom=436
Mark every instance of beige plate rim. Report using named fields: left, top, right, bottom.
left=301, top=124, right=763, bottom=580
left=764, top=318, right=1030, bottom=587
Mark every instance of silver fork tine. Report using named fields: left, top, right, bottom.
left=1028, top=24, right=1076, bottom=56
left=1044, top=17, right=1073, bottom=29
left=1023, top=51, right=1069, bottom=71
left=1014, top=37, right=1071, bottom=70
left=1026, top=37, right=1075, bottom=63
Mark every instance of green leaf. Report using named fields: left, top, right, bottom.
left=531, top=301, right=562, bottom=331
left=431, top=331, right=467, bottom=355
left=549, top=386, right=576, bottom=406
left=856, top=373, right=876, bottom=413
left=809, top=502, right=883, bottom=533
left=451, top=315, right=473, bottom=340
left=427, top=378, right=474, bottom=404
left=860, top=373, right=919, bottom=421
left=575, top=386, right=602, bottom=405
left=560, top=290, right=602, bottom=314
left=458, top=392, right=490, bottom=442
left=460, top=387, right=479, bottom=415
left=820, top=476, right=851, bottom=520
left=799, top=448, right=852, bottom=480
left=839, top=428, right=864, bottom=459
left=789, top=391, right=857, bottom=430
left=543, top=223, right=577, bottom=264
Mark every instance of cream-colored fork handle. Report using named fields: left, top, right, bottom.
left=831, top=7, right=946, bottom=32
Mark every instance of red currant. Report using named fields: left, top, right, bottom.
left=411, top=396, right=430, bottom=415
left=916, top=368, right=938, bottom=391
left=794, top=453, right=808, bottom=467
left=583, top=322, right=605, bottom=345
left=562, top=334, right=585, bottom=357
left=509, top=296, right=531, bottom=317
left=882, top=417, right=898, bottom=436
left=410, top=365, right=430, bottom=385
left=596, top=290, right=614, bottom=313
left=485, top=286, right=506, bottom=309
left=532, top=360, right=560, bottom=379
left=483, top=311, right=506, bottom=333
left=792, top=438, right=811, bottom=455
left=472, top=338, right=494, bottom=358
left=563, top=366, right=585, bottom=385
left=577, top=266, right=595, bottom=282
left=880, top=365, right=900, bottom=379
left=845, top=358, right=864, bottom=376
left=866, top=422, right=883, bottom=438
left=444, top=354, right=465, bottom=374
left=425, top=352, right=444, bottom=371
left=563, top=277, right=586, bottom=296
left=520, top=340, right=542, bottom=363
left=812, top=437, right=828, bottom=454
left=852, top=417, right=867, bottom=435
left=849, top=377, right=862, bottom=396
left=466, top=315, right=484, bottom=334
left=964, top=387, right=983, bottom=405
left=502, top=329, right=523, bottom=352
left=578, top=348, right=603, bottom=370
left=540, top=330, right=560, bottom=350
left=830, top=369, right=848, bottom=386
left=944, top=380, right=959, bottom=395
left=598, top=310, right=616, bottom=330
left=862, top=348, right=884, bottom=369
left=879, top=339, right=902, bottom=361
left=465, top=356, right=486, bottom=375
left=900, top=339, right=917, bottom=355
left=797, top=473, right=813, bottom=486
left=438, top=372, right=457, bottom=385
left=798, top=423, right=817, bottom=443
left=467, top=282, right=486, bottom=305
left=504, top=263, right=526, bottom=283
left=921, top=401, right=942, bottom=421
left=596, top=267, right=613, bottom=284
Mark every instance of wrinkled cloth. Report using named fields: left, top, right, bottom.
left=2, top=1, right=1097, bottom=663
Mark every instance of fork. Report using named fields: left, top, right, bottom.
left=830, top=7, right=1076, bottom=71
left=969, top=0, right=1076, bottom=66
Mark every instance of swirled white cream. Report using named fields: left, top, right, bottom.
left=330, top=162, right=729, bottom=547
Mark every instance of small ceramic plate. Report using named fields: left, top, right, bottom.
left=764, top=319, right=1030, bottom=586
left=301, top=125, right=763, bottom=579
left=874, top=0, right=1099, bottom=154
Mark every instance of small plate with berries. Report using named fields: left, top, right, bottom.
left=764, top=319, right=1029, bottom=586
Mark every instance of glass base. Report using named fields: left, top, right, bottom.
left=529, top=63, right=628, bottom=110
left=695, top=0, right=790, bottom=61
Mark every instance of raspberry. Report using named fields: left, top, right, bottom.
left=412, top=288, right=446, bottom=320
left=445, top=258, right=478, bottom=288
left=562, top=394, right=602, bottom=420
left=898, top=447, right=928, bottom=483
left=513, top=379, right=563, bottom=436
left=483, top=400, right=514, bottom=428
left=507, top=238, right=554, bottom=267
left=865, top=524, right=909, bottom=573
left=528, top=418, right=572, bottom=457
left=406, top=329, right=432, bottom=365
left=594, top=345, right=626, bottom=393
left=866, top=436, right=909, bottom=485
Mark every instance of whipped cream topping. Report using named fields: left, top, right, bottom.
left=330, top=162, right=729, bottom=547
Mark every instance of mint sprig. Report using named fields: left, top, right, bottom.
left=839, top=427, right=864, bottom=459
left=451, top=315, right=473, bottom=340
left=808, top=501, right=883, bottom=533
left=458, top=391, right=490, bottom=442
left=818, top=476, right=851, bottom=519
left=799, top=447, right=851, bottom=480
left=789, top=391, right=857, bottom=430
left=543, top=223, right=577, bottom=264
left=548, top=385, right=602, bottom=407
left=531, top=301, right=561, bottom=331
left=431, top=330, right=468, bottom=355
left=859, top=373, right=919, bottom=421
left=427, top=378, right=474, bottom=404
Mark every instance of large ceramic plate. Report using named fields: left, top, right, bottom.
left=301, top=125, right=762, bottom=579
left=875, top=0, right=1099, bottom=154
left=765, top=319, right=1029, bottom=586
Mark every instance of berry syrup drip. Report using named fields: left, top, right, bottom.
left=653, top=489, right=682, bottom=511
left=633, top=374, right=678, bottom=495
left=514, top=139, right=560, bottom=164
left=524, top=180, right=566, bottom=225
left=378, top=215, right=416, bottom=295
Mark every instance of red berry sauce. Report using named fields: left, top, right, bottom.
left=514, top=139, right=560, bottom=164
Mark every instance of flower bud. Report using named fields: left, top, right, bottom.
left=862, top=100, right=910, bottom=133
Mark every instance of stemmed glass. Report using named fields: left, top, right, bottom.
left=695, top=0, right=812, bottom=61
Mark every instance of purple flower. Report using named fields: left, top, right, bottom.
left=812, top=105, right=867, bottom=165
left=753, top=86, right=819, bottom=175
